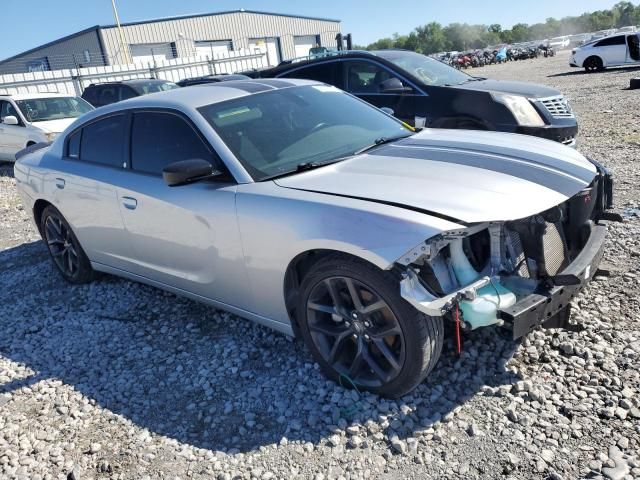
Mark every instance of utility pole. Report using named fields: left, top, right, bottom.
left=111, top=0, right=131, bottom=64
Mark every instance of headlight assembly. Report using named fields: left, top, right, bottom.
left=44, top=132, right=58, bottom=142
left=492, top=93, right=545, bottom=127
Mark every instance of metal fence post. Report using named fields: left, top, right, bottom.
left=206, top=56, right=215, bottom=75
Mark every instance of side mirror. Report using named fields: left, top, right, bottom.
left=380, top=107, right=395, bottom=116
left=162, top=158, right=223, bottom=187
left=3, top=115, right=19, bottom=125
left=379, top=78, right=413, bottom=94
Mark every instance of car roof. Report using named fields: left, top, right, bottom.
left=88, top=79, right=173, bottom=87
left=79, top=78, right=322, bottom=115
left=0, top=92, right=75, bottom=100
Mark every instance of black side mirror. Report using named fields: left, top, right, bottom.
left=162, top=158, right=223, bottom=187
left=379, top=77, right=413, bottom=94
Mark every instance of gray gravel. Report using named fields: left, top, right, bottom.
left=1, top=51, right=639, bottom=479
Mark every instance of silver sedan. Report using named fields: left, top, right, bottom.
left=14, top=79, right=614, bottom=397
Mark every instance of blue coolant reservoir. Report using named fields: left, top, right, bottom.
left=449, top=238, right=517, bottom=329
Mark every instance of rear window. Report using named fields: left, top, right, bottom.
left=130, top=81, right=178, bottom=94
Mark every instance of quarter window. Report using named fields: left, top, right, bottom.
left=130, top=111, right=213, bottom=175
left=67, top=130, right=81, bottom=158
left=80, top=114, right=126, bottom=167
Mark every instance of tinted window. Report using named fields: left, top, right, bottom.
left=67, top=130, right=81, bottom=158
left=376, top=50, right=471, bottom=86
left=119, top=86, right=137, bottom=101
left=0, top=100, right=20, bottom=123
left=130, top=81, right=178, bottom=95
left=595, top=36, right=626, bottom=47
left=131, top=112, right=212, bottom=175
left=280, top=62, right=339, bottom=86
left=80, top=115, right=126, bottom=167
left=81, top=87, right=98, bottom=105
left=97, top=86, right=118, bottom=106
left=345, top=61, right=399, bottom=94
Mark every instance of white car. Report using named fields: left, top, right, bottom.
left=0, top=93, right=93, bottom=162
left=548, top=36, right=570, bottom=50
left=571, top=33, right=640, bottom=71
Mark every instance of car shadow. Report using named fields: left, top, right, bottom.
left=0, top=162, right=14, bottom=177
left=548, top=65, right=640, bottom=77
left=0, top=240, right=523, bottom=453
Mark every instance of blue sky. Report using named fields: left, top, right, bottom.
left=2, top=0, right=623, bottom=60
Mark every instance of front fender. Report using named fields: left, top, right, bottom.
left=235, top=182, right=463, bottom=324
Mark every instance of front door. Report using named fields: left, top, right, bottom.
left=627, top=34, right=640, bottom=62
left=342, top=60, right=423, bottom=126
left=115, top=110, right=249, bottom=307
left=0, top=100, right=27, bottom=160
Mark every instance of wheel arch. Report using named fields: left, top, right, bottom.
left=33, top=198, right=53, bottom=237
left=283, top=249, right=392, bottom=336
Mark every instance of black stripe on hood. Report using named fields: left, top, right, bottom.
left=369, top=144, right=590, bottom=197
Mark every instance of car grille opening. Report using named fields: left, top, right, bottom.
left=540, top=96, right=575, bottom=119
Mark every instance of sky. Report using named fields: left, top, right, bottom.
left=1, top=0, right=625, bottom=60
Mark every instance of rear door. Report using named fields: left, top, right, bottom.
left=114, top=109, right=248, bottom=306
left=53, top=114, right=132, bottom=270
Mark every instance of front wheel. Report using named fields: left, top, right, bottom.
left=41, top=205, right=95, bottom=284
left=584, top=56, right=604, bottom=72
left=297, top=255, right=443, bottom=398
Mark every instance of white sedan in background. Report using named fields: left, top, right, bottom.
left=571, top=32, right=640, bottom=71
left=0, top=93, right=93, bottom=162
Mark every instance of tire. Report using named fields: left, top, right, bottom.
left=297, top=254, right=444, bottom=398
left=584, top=56, right=604, bottom=72
left=630, top=77, right=640, bottom=90
left=41, top=205, right=95, bottom=284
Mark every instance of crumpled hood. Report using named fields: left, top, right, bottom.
left=275, top=129, right=597, bottom=224
left=455, top=78, right=560, bottom=98
left=30, top=118, right=77, bottom=133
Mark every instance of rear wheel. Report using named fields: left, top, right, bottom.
left=297, top=255, right=443, bottom=398
left=584, top=56, right=604, bottom=72
left=41, top=205, right=94, bottom=284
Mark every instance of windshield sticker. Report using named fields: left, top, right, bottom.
left=216, top=106, right=251, bottom=118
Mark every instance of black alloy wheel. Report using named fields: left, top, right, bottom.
left=41, top=205, right=95, bottom=284
left=584, top=56, right=603, bottom=72
left=306, top=276, right=405, bottom=388
left=298, top=255, right=443, bottom=398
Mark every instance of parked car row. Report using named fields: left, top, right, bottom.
left=13, top=79, right=616, bottom=397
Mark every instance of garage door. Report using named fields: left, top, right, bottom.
left=294, top=35, right=318, bottom=58
left=248, top=38, right=281, bottom=67
left=130, top=43, right=175, bottom=65
left=195, top=40, right=231, bottom=59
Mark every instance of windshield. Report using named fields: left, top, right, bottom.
left=199, top=85, right=411, bottom=181
left=16, top=97, right=93, bottom=122
left=132, top=81, right=178, bottom=94
left=375, top=50, right=472, bottom=86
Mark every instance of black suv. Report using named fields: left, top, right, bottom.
left=253, top=50, right=578, bottom=146
left=81, top=79, right=178, bottom=108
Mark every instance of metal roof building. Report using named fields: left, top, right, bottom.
left=0, top=10, right=341, bottom=74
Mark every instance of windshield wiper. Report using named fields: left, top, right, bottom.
left=259, top=159, right=342, bottom=182
left=353, top=134, right=413, bottom=156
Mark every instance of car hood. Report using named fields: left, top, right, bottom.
left=454, top=78, right=560, bottom=98
left=30, top=117, right=78, bottom=133
left=274, top=129, right=597, bottom=224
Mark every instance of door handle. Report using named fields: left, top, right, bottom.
left=55, top=178, right=65, bottom=189
left=122, top=196, right=137, bottom=210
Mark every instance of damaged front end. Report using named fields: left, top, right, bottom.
left=398, top=161, right=618, bottom=339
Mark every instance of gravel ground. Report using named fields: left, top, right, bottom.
left=1, top=51, right=639, bottom=480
